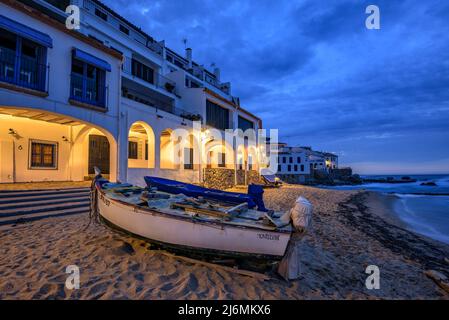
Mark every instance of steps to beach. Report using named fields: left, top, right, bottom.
left=0, top=188, right=91, bottom=229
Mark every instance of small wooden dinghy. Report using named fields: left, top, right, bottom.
left=93, top=175, right=293, bottom=259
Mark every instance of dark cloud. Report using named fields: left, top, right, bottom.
left=103, top=0, right=449, bottom=174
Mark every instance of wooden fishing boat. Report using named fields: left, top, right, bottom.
left=93, top=175, right=293, bottom=259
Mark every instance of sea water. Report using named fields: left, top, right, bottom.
left=322, top=175, right=449, bottom=244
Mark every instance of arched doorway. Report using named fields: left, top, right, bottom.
left=128, top=121, right=155, bottom=169
left=68, top=126, right=117, bottom=181
left=88, top=132, right=110, bottom=175
left=160, top=128, right=179, bottom=169
left=247, top=145, right=258, bottom=172
left=204, top=139, right=234, bottom=169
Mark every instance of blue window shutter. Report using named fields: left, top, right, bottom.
left=37, top=46, right=48, bottom=91
left=73, top=48, right=112, bottom=72
left=0, top=15, right=53, bottom=48
left=97, top=69, right=106, bottom=106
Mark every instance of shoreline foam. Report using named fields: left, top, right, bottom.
left=390, top=193, right=449, bottom=245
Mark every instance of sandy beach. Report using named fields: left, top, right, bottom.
left=1, top=185, right=448, bottom=300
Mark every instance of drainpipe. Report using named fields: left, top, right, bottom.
left=68, top=126, right=73, bottom=181
left=198, top=130, right=203, bottom=185
left=234, top=140, right=237, bottom=186
left=234, top=102, right=240, bottom=187
left=12, top=140, right=16, bottom=183
left=117, top=60, right=123, bottom=183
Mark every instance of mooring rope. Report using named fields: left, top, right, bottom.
left=84, top=175, right=102, bottom=231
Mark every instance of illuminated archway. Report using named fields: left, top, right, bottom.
left=204, top=139, right=234, bottom=169
left=182, top=133, right=200, bottom=170
left=0, top=107, right=117, bottom=183
left=127, top=121, right=155, bottom=169
left=71, top=126, right=118, bottom=182
left=247, top=145, right=258, bottom=171
left=160, top=128, right=179, bottom=169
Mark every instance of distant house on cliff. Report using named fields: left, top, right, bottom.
left=272, top=144, right=339, bottom=184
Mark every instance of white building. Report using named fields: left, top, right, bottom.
left=306, top=149, right=338, bottom=172
left=273, top=144, right=338, bottom=184
left=272, top=144, right=311, bottom=184
left=0, top=0, right=263, bottom=187
left=322, top=152, right=339, bottom=170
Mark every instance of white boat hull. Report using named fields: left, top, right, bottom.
left=97, top=189, right=291, bottom=258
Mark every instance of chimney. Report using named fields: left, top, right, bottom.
left=185, top=48, right=192, bottom=69
left=213, top=67, right=221, bottom=81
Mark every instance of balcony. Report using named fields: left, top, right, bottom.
left=69, top=73, right=107, bottom=110
left=122, top=56, right=177, bottom=96
left=0, top=47, right=48, bottom=93
left=122, top=80, right=201, bottom=121
left=186, top=66, right=204, bottom=81
left=83, top=0, right=164, bottom=58
left=184, top=66, right=231, bottom=96
left=155, top=73, right=177, bottom=95
left=146, top=41, right=164, bottom=56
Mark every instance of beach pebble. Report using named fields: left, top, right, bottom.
left=424, top=270, right=449, bottom=293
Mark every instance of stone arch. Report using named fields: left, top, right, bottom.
left=127, top=121, right=156, bottom=169
left=204, top=139, right=234, bottom=169
left=71, top=125, right=118, bottom=181
left=160, top=128, right=180, bottom=169
left=247, top=145, right=258, bottom=171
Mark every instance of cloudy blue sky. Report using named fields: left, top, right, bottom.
left=103, top=0, right=449, bottom=174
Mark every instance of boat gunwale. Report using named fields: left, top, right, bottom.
left=95, top=183, right=292, bottom=235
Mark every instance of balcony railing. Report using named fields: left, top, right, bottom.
left=83, top=0, right=163, bottom=56
left=122, top=57, right=177, bottom=95
left=186, top=66, right=204, bottom=81
left=146, top=41, right=164, bottom=56
left=0, top=48, right=48, bottom=93
left=122, top=86, right=201, bottom=121
left=70, top=73, right=107, bottom=109
left=157, top=73, right=177, bottom=95
left=185, top=66, right=230, bottom=94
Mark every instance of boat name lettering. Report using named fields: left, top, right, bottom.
left=257, top=233, right=280, bottom=241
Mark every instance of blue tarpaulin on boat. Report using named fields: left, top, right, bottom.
left=0, top=15, right=53, bottom=48
left=144, top=176, right=259, bottom=209
left=73, top=48, right=112, bottom=71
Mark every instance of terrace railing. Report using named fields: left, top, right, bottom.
left=0, top=47, right=49, bottom=93
left=122, top=86, right=201, bottom=121
left=83, top=0, right=163, bottom=57
left=122, top=56, right=177, bottom=95
left=157, top=73, right=177, bottom=96
left=70, top=73, right=107, bottom=109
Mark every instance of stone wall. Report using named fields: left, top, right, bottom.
left=330, top=167, right=353, bottom=179
left=203, top=168, right=264, bottom=190
left=237, top=169, right=265, bottom=186
left=277, top=174, right=311, bottom=184
left=203, top=168, right=235, bottom=189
